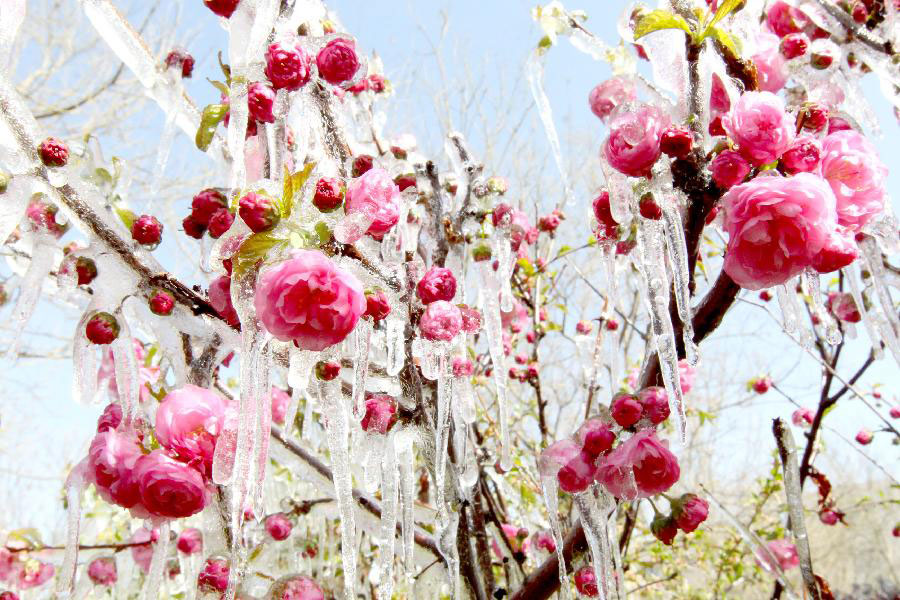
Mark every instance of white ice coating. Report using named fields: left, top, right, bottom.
left=377, top=439, right=399, bottom=600
left=318, top=378, right=357, bottom=600
left=226, top=76, right=249, bottom=193
left=845, top=263, right=885, bottom=359
left=250, top=342, right=272, bottom=515
left=139, top=520, right=170, bottom=600
left=493, top=228, right=515, bottom=313
left=0, top=175, right=36, bottom=250
left=285, top=347, right=317, bottom=435
left=636, top=219, right=686, bottom=441
left=363, top=434, right=385, bottom=495
left=395, top=429, right=417, bottom=575
left=661, top=199, right=698, bottom=366
left=56, top=461, right=86, bottom=597
left=479, top=261, right=512, bottom=471
left=801, top=269, right=841, bottom=345
left=72, top=311, right=99, bottom=405
left=575, top=491, right=613, bottom=600
left=858, top=236, right=900, bottom=366
left=351, top=318, right=373, bottom=419
left=0, top=0, right=25, bottom=69
left=4, top=238, right=54, bottom=357
left=525, top=51, right=575, bottom=207
left=540, top=474, right=571, bottom=600
left=434, top=348, right=452, bottom=521
left=777, top=279, right=813, bottom=348
left=111, top=308, right=140, bottom=426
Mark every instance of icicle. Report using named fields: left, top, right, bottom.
left=111, top=309, right=140, bottom=426
left=774, top=421, right=820, bottom=600
left=250, top=342, right=272, bottom=515
left=319, top=377, right=357, bottom=600
left=575, top=491, right=611, bottom=600
left=540, top=475, right=571, bottom=600
left=56, top=461, right=86, bottom=597
left=396, top=429, right=417, bottom=575
left=437, top=511, right=461, bottom=600
left=140, top=521, right=170, bottom=600
left=607, top=502, right=625, bottom=600
left=480, top=261, right=512, bottom=471
left=376, top=439, right=399, bottom=600
left=385, top=317, right=406, bottom=376
left=526, top=51, right=574, bottom=206
left=352, top=318, right=373, bottom=419
left=661, top=200, right=698, bottom=365
left=5, top=238, right=54, bottom=357
left=0, top=0, right=25, bottom=68
left=212, top=414, right=238, bottom=485
left=636, top=220, right=686, bottom=441
left=226, top=77, right=249, bottom=192
left=0, top=175, right=36, bottom=247
left=800, top=269, right=841, bottom=345
left=433, top=349, right=452, bottom=521
left=151, top=114, right=178, bottom=187
left=776, top=281, right=812, bottom=349
left=363, top=434, right=385, bottom=494
left=845, top=264, right=884, bottom=359
left=72, top=309, right=99, bottom=404
left=858, top=236, right=900, bottom=366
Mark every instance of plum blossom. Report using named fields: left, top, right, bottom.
left=722, top=92, right=795, bottom=167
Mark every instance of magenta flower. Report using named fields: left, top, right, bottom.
left=271, top=387, right=291, bottom=425
left=254, top=250, right=366, bottom=351
left=248, top=81, right=276, bottom=124
left=588, top=77, right=636, bottom=121
left=316, top=38, right=360, bottom=85
left=265, top=513, right=293, bottom=541
left=87, top=556, right=117, bottom=586
left=780, top=136, right=822, bottom=175
left=825, top=291, right=861, bottom=323
left=267, top=575, right=325, bottom=600
left=417, top=266, right=457, bottom=304
left=155, top=384, right=229, bottom=475
left=791, top=407, right=815, bottom=426
left=756, top=539, right=799, bottom=572
left=133, top=450, right=208, bottom=519
left=86, top=430, right=143, bottom=510
left=265, top=41, right=312, bottom=91
left=596, top=430, right=680, bottom=499
left=751, top=32, right=788, bottom=93
left=176, top=528, right=203, bottom=555
left=611, top=393, right=643, bottom=427
left=722, top=92, right=795, bottom=166
left=419, top=300, right=463, bottom=342
left=603, top=104, right=668, bottom=177
left=197, top=557, right=229, bottom=594
left=678, top=359, right=695, bottom=394
left=574, top=566, right=599, bottom=597
left=820, top=130, right=887, bottom=230
left=344, top=167, right=401, bottom=239
left=208, top=275, right=239, bottom=327
left=130, top=527, right=157, bottom=573
left=673, top=494, right=709, bottom=533
left=637, top=386, right=670, bottom=425
left=360, top=394, right=398, bottom=434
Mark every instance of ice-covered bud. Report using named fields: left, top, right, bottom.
left=855, top=429, right=873, bottom=445
left=575, top=320, right=593, bottom=335
left=759, top=290, right=773, bottom=301
left=345, top=168, right=401, bottom=239
left=889, top=406, right=900, bottom=419
left=419, top=300, right=463, bottom=341
left=312, top=177, right=345, bottom=212
left=248, top=82, right=276, bottom=123
left=26, top=199, right=68, bottom=238
left=791, top=408, right=814, bottom=426
left=673, top=494, right=709, bottom=533
left=367, top=73, right=387, bottom=93
left=638, top=387, right=670, bottom=425
left=757, top=539, right=799, bottom=571
left=164, top=48, right=194, bottom=78
left=265, top=42, right=311, bottom=91
left=38, top=137, right=68, bottom=167
left=315, top=361, right=341, bottom=381
left=514, top=353, right=528, bottom=365
left=710, top=150, right=750, bottom=189
left=723, top=91, right=795, bottom=166
left=605, top=318, right=619, bottom=331
left=452, top=357, right=474, bottom=377
left=557, top=450, right=598, bottom=494
left=197, top=557, right=230, bottom=594
left=96, top=403, right=122, bottom=432
left=491, top=203, right=513, bottom=227
left=267, top=575, right=325, bottom=600
left=851, top=1, right=868, bottom=23
left=766, top=1, right=810, bottom=37
left=752, top=376, right=772, bottom=394
left=810, top=228, right=858, bottom=274
left=532, top=530, right=556, bottom=554
left=825, top=292, right=860, bottom=323
left=131, top=215, right=163, bottom=247
left=0, top=591, right=18, bottom=600
left=394, top=174, right=416, bottom=191
left=819, top=510, right=839, bottom=525
left=203, top=0, right=238, bottom=17
left=74, top=256, right=97, bottom=286
left=592, top=190, right=620, bottom=243
left=133, top=450, right=208, bottom=518
left=148, top=289, right=175, bottom=316
left=651, top=514, right=678, bottom=545
left=508, top=367, right=520, bottom=380
left=238, top=192, right=280, bottom=233
left=176, top=528, right=203, bottom=555
left=827, top=116, right=853, bottom=134
left=87, top=556, right=117, bottom=586
left=588, top=77, right=636, bottom=121
left=487, top=176, right=508, bottom=195
left=604, top=104, right=668, bottom=177
left=611, top=392, right=643, bottom=427
left=780, top=137, right=821, bottom=175
left=574, top=566, right=599, bottom=597
left=190, top=188, right=227, bottom=226
left=660, top=126, right=693, bottom=159
left=360, top=394, right=397, bottom=434
left=810, top=44, right=838, bottom=70
left=538, top=210, right=563, bottom=233
left=267, top=387, right=290, bottom=425
left=351, top=155, right=374, bottom=177
left=255, top=251, right=366, bottom=350
left=638, top=192, right=662, bottom=220
left=472, top=243, right=492, bottom=262
left=416, top=266, right=457, bottom=304
left=364, top=290, right=391, bottom=322
left=780, top=33, right=809, bottom=59
left=820, top=131, right=887, bottom=231
left=577, top=419, right=615, bottom=457
left=85, top=312, right=119, bottom=345
left=800, top=103, right=829, bottom=132
left=597, top=430, right=681, bottom=498
left=265, top=513, right=293, bottom=541
left=316, top=38, right=360, bottom=84
left=208, top=275, right=239, bottom=327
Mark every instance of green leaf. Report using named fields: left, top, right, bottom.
left=207, top=78, right=230, bottom=97
left=517, top=258, right=536, bottom=277
left=115, top=206, right=136, bottom=230
left=633, top=10, right=692, bottom=40
left=314, top=221, right=332, bottom=245
left=232, top=232, right=288, bottom=278
left=707, top=25, right=741, bottom=55
left=217, top=51, right=231, bottom=86
left=537, top=35, right=553, bottom=55
left=195, top=103, right=228, bottom=152
left=280, top=162, right=316, bottom=219
left=708, top=0, right=744, bottom=29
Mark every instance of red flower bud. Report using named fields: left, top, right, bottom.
left=75, top=256, right=98, bottom=286
left=238, top=192, right=280, bottom=233
left=85, top=311, right=120, bottom=345
left=207, top=208, right=235, bottom=239
left=651, top=514, right=678, bottom=545
left=352, top=154, right=374, bottom=177
left=315, top=361, right=341, bottom=381
left=149, top=289, right=176, bottom=316
left=164, top=48, right=194, bottom=78
left=131, top=215, right=163, bottom=247
left=203, top=0, right=239, bottom=18
left=659, top=126, right=693, bottom=159
left=364, top=290, right=391, bottom=322
left=39, top=137, right=69, bottom=167
left=313, top=177, right=345, bottom=212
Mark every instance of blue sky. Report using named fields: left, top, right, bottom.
left=1, top=0, right=897, bottom=538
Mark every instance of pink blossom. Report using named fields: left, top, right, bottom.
left=673, top=494, right=709, bottom=533
left=360, top=394, right=397, bottom=434
left=417, top=266, right=457, bottom=304
left=638, top=387, right=670, bottom=425
left=678, top=359, right=695, bottom=394
left=855, top=429, right=873, bottom=445
left=270, top=387, right=291, bottom=425
left=791, top=408, right=815, bottom=426
left=576, top=418, right=615, bottom=457
left=316, top=38, right=360, bottom=85
left=155, top=384, right=228, bottom=476
left=500, top=300, right=529, bottom=333
left=890, top=406, right=900, bottom=419
left=133, top=450, right=208, bottom=518
left=452, top=357, right=474, bottom=377
left=575, top=320, right=593, bottom=335
left=209, top=275, right=239, bottom=327
left=130, top=527, right=157, bottom=574
left=176, top=528, right=203, bottom=555
left=419, top=300, right=463, bottom=342
left=596, top=429, right=680, bottom=499
left=820, top=130, right=888, bottom=230
left=531, top=530, right=556, bottom=555
left=604, top=104, right=669, bottom=177
left=96, top=403, right=122, bottom=432
left=265, top=513, right=293, bottom=541
left=588, top=77, right=636, bottom=121
left=344, top=168, right=401, bottom=239
left=254, top=250, right=366, bottom=351
left=756, top=539, right=799, bottom=572
left=710, top=73, right=731, bottom=116
left=819, top=510, right=839, bottom=525
left=557, top=450, right=598, bottom=494
left=15, top=561, right=54, bottom=589
left=267, top=575, right=324, bottom=600
left=752, top=32, right=788, bottom=93
left=86, top=430, right=143, bottom=510
left=825, top=292, right=861, bottom=323
left=509, top=209, right=538, bottom=250
left=723, top=92, right=795, bottom=166
left=611, top=393, right=642, bottom=427
left=710, top=149, right=751, bottom=189
left=592, top=191, right=621, bottom=243
left=781, top=137, right=822, bottom=174
left=811, top=227, right=858, bottom=274
left=459, top=305, right=482, bottom=333
left=722, top=173, right=839, bottom=290
left=766, top=1, right=811, bottom=37
left=538, top=438, right=581, bottom=478
left=265, top=42, right=311, bottom=91
left=197, top=557, right=229, bottom=594
left=574, top=566, right=599, bottom=597
left=87, top=556, right=117, bottom=586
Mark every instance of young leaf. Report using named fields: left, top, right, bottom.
left=207, top=78, right=230, bottom=97
left=280, top=162, right=316, bottom=219
left=634, top=10, right=692, bottom=40
left=233, top=232, right=288, bottom=278
left=708, top=0, right=744, bottom=29
left=195, top=103, right=228, bottom=152
left=115, top=206, right=137, bottom=230
left=707, top=25, right=741, bottom=55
